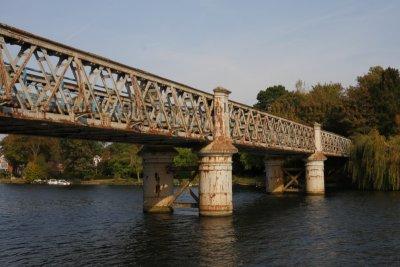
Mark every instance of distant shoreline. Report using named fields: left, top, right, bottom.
left=0, top=176, right=264, bottom=187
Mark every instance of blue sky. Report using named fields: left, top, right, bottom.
left=0, top=0, right=399, bottom=105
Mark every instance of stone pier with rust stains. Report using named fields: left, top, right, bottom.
left=305, top=123, right=327, bottom=194
left=140, top=145, right=176, bottom=213
left=264, top=157, right=285, bottom=194
left=198, top=87, right=238, bottom=216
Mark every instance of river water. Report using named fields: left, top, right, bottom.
left=1, top=185, right=400, bottom=266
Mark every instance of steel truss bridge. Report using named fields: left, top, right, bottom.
left=0, top=23, right=350, bottom=157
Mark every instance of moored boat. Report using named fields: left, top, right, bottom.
left=47, top=179, right=71, bottom=186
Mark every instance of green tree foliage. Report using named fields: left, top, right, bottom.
left=100, top=143, right=143, bottom=180
left=0, top=135, right=29, bottom=175
left=239, top=153, right=264, bottom=171
left=0, top=170, right=11, bottom=179
left=342, top=66, right=400, bottom=136
left=0, top=135, right=60, bottom=176
left=300, top=83, right=344, bottom=131
left=254, top=85, right=288, bottom=110
left=256, top=66, right=400, bottom=138
left=268, top=91, right=305, bottom=122
left=232, top=152, right=264, bottom=177
left=0, top=135, right=144, bottom=181
left=349, top=131, right=400, bottom=190
left=60, top=139, right=102, bottom=180
left=341, top=85, right=377, bottom=135
left=266, top=83, right=345, bottom=130
left=367, top=67, right=400, bottom=136
left=173, top=148, right=198, bottom=179
left=23, top=156, right=49, bottom=182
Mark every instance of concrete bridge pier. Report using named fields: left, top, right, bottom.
left=305, top=154, right=326, bottom=194
left=141, top=145, right=176, bottom=213
left=198, top=87, right=238, bottom=216
left=264, top=157, right=285, bottom=194
left=198, top=146, right=237, bottom=216
left=305, top=123, right=327, bottom=194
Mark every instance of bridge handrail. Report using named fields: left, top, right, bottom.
left=0, top=23, right=214, bottom=100
left=229, top=100, right=314, bottom=129
left=321, top=130, right=351, bottom=156
left=228, top=101, right=316, bottom=153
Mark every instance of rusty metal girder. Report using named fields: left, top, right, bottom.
left=229, top=101, right=316, bottom=153
left=0, top=23, right=351, bottom=157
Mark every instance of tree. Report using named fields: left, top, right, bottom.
left=349, top=130, right=400, bottom=190
left=368, top=67, right=400, bottom=136
left=268, top=91, right=305, bottom=122
left=254, top=85, right=288, bottom=111
left=239, top=153, right=264, bottom=171
left=129, top=145, right=143, bottom=182
left=0, top=135, right=61, bottom=177
left=101, top=143, right=143, bottom=181
left=173, top=148, right=198, bottom=179
left=262, top=83, right=347, bottom=133
left=299, top=83, right=345, bottom=131
left=295, top=79, right=306, bottom=93
left=0, top=135, right=29, bottom=176
left=334, top=66, right=400, bottom=136
left=60, top=139, right=103, bottom=180
left=341, top=85, right=377, bottom=136
left=23, top=156, right=49, bottom=182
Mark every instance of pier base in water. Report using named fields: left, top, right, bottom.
left=141, top=146, right=176, bottom=213
left=305, top=152, right=327, bottom=195
left=264, top=157, right=285, bottom=194
left=198, top=139, right=238, bottom=217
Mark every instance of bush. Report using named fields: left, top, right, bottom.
left=23, top=157, right=49, bottom=183
left=0, top=169, right=11, bottom=179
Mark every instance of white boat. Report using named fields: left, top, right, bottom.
left=47, top=179, right=71, bottom=186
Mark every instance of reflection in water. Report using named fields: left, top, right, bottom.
left=199, top=216, right=237, bottom=266
left=2, top=185, right=400, bottom=265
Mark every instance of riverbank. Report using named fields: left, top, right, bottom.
left=0, top=176, right=264, bottom=187
left=79, top=178, right=142, bottom=186
left=0, top=178, right=27, bottom=184
left=233, top=175, right=264, bottom=187
left=0, top=178, right=143, bottom=186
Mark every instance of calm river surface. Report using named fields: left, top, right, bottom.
left=1, top=185, right=400, bottom=266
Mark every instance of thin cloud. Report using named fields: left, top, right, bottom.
left=65, top=21, right=95, bottom=41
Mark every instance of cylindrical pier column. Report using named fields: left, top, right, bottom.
left=264, top=157, right=285, bottom=194
left=305, top=123, right=327, bottom=194
left=305, top=156, right=326, bottom=194
left=199, top=152, right=235, bottom=216
left=141, top=146, right=176, bottom=213
left=198, top=87, right=237, bottom=216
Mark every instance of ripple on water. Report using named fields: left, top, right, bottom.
left=1, top=185, right=400, bottom=265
